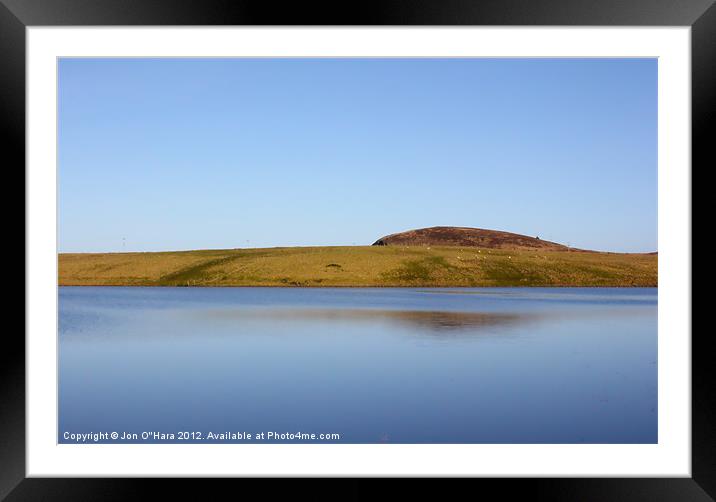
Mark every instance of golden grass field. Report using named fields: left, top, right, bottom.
left=58, top=246, right=657, bottom=287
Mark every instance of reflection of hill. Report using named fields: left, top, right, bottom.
left=209, top=308, right=528, bottom=334
left=345, top=309, right=524, bottom=333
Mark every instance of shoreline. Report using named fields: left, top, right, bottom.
left=57, top=283, right=658, bottom=288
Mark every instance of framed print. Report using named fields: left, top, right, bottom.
left=5, top=0, right=710, bottom=498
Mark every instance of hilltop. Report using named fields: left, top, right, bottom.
left=373, top=226, right=575, bottom=251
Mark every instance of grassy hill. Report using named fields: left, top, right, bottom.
left=58, top=246, right=657, bottom=287
left=373, top=226, right=572, bottom=251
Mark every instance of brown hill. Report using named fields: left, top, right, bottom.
left=372, top=226, right=575, bottom=251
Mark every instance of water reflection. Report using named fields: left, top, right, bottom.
left=416, top=288, right=656, bottom=305
left=203, top=308, right=527, bottom=334
left=59, top=287, right=658, bottom=443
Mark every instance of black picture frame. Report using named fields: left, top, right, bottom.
left=4, top=0, right=708, bottom=498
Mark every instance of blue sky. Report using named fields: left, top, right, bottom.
left=59, top=58, right=657, bottom=253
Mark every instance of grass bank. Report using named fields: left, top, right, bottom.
left=59, top=246, right=657, bottom=287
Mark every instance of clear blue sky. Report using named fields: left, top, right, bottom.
left=59, top=58, right=657, bottom=253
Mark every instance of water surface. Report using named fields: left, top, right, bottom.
left=59, top=287, right=657, bottom=443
